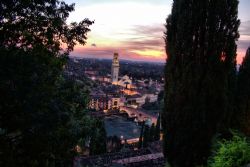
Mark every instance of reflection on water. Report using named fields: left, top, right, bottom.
left=104, top=115, right=142, bottom=140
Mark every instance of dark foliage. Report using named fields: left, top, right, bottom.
left=149, top=123, right=156, bottom=142
left=0, top=0, right=93, bottom=53
left=154, top=114, right=161, bottom=141
left=208, top=132, right=250, bottom=167
left=237, top=47, right=250, bottom=136
left=107, top=135, right=122, bottom=153
left=89, top=119, right=107, bottom=155
left=143, top=125, right=150, bottom=148
left=163, top=0, right=240, bottom=166
left=138, top=121, right=145, bottom=149
left=0, top=0, right=94, bottom=166
left=0, top=47, right=91, bottom=166
left=142, top=101, right=160, bottom=110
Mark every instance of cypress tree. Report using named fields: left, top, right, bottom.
left=155, top=114, right=161, bottom=141
left=238, top=47, right=250, bottom=136
left=138, top=121, right=145, bottom=148
left=163, top=0, right=240, bottom=166
left=149, top=123, right=156, bottom=142
left=143, top=125, right=150, bottom=148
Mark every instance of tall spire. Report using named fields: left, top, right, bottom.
left=111, top=53, right=120, bottom=84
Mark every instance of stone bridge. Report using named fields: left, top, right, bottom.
left=120, top=106, right=157, bottom=125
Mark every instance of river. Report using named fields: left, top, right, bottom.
left=104, top=115, right=142, bottom=140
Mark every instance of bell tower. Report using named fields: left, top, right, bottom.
left=111, top=53, right=119, bottom=84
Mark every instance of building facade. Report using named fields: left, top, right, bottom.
left=118, top=75, right=133, bottom=88
left=88, top=95, right=112, bottom=111
left=88, top=95, right=121, bottom=111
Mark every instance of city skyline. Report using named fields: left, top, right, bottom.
left=65, top=0, right=250, bottom=63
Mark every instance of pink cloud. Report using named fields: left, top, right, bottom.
left=69, top=22, right=250, bottom=64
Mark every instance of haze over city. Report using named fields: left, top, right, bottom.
left=65, top=0, right=250, bottom=63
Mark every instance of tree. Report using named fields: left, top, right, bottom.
left=237, top=47, right=250, bottom=136
left=89, top=119, right=107, bottom=155
left=138, top=121, right=145, bottom=149
left=157, top=90, right=164, bottom=102
left=149, top=123, right=156, bottom=142
left=0, top=0, right=93, bottom=53
left=107, top=135, right=122, bottom=152
left=0, top=0, right=93, bottom=166
left=143, top=125, right=150, bottom=148
left=0, top=50, right=92, bottom=165
left=208, top=132, right=250, bottom=167
left=154, top=114, right=161, bottom=141
left=163, top=0, right=240, bottom=166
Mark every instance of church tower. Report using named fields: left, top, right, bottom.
left=111, top=53, right=119, bottom=84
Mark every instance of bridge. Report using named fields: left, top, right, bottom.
left=120, top=106, right=157, bottom=124
left=88, top=107, right=158, bottom=125
left=87, top=110, right=127, bottom=118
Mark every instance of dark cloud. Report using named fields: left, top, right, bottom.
left=91, top=43, right=97, bottom=47
left=239, top=20, right=250, bottom=36
left=125, top=39, right=164, bottom=47
left=131, top=25, right=165, bottom=36
left=237, top=21, right=250, bottom=55
left=74, top=47, right=118, bottom=58
left=120, top=24, right=165, bottom=51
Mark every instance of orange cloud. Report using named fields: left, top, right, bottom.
left=130, top=49, right=164, bottom=58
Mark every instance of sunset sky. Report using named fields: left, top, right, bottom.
left=65, top=0, right=250, bottom=63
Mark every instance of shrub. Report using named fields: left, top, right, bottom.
left=208, top=132, right=250, bottom=167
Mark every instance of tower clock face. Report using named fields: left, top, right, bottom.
left=113, top=53, right=119, bottom=65
left=113, top=57, right=118, bottom=64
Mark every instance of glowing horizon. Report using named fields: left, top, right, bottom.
left=65, top=0, right=250, bottom=64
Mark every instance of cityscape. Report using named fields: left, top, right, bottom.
left=1, top=0, right=250, bottom=167
left=65, top=53, right=165, bottom=166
